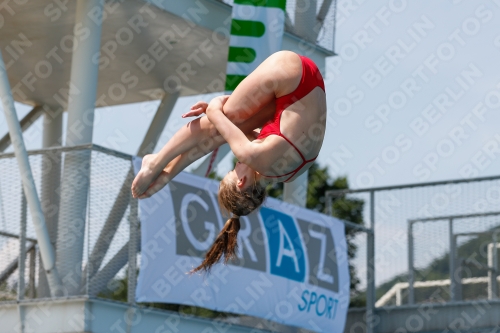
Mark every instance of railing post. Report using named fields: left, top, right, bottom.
left=17, top=190, right=27, bottom=333
left=366, top=190, right=376, bottom=333
left=18, top=190, right=27, bottom=300
left=408, top=221, right=415, bottom=305
left=489, top=231, right=498, bottom=299
left=28, top=247, right=36, bottom=299
left=127, top=195, right=139, bottom=333
left=128, top=196, right=139, bottom=305
left=449, top=218, right=457, bottom=302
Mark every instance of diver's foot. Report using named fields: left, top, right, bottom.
left=139, top=170, right=171, bottom=199
left=131, top=154, right=158, bottom=198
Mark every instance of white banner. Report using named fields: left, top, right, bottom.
left=225, top=0, right=286, bottom=91
left=134, top=158, right=350, bottom=332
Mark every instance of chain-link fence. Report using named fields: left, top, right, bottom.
left=0, top=144, right=138, bottom=303
left=217, top=0, right=337, bottom=53
left=326, top=177, right=500, bottom=315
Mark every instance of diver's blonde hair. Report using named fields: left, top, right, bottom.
left=191, top=175, right=266, bottom=273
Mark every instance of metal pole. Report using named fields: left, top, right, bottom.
left=449, top=218, right=456, bottom=302
left=0, top=50, right=62, bottom=295
left=128, top=196, right=138, bottom=305
left=0, top=105, right=44, bottom=152
left=408, top=221, right=415, bottom=305
left=18, top=190, right=27, bottom=301
left=56, top=0, right=103, bottom=296
left=366, top=190, right=375, bottom=333
left=18, top=192, right=27, bottom=333
left=489, top=232, right=498, bottom=299
left=28, top=247, right=36, bottom=299
left=38, top=107, right=63, bottom=298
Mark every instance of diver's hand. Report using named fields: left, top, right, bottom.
left=206, top=95, right=230, bottom=116
left=182, top=101, right=208, bottom=118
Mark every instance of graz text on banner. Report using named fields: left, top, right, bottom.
left=134, top=157, right=350, bottom=332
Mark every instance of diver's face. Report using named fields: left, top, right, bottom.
left=225, top=161, right=256, bottom=190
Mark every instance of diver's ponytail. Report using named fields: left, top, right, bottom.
left=190, top=217, right=241, bottom=274
left=190, top=175, right=266, bottom=274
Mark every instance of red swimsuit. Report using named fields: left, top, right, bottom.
left=257, top=55, right=325, bottom=183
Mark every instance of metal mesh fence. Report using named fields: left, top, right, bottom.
left=217, top=0, right=337, bottom=52
left=348, top=228, right=368, bottom=307
left=327, top=177, right=500, bottom=309
left=0, top=145, right=137, bottom=302
left=85, top=149, right=134, bottom=297
left=408, top=213, right=500, bottom=304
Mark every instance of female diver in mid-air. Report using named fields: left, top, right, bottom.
left=131, top=50, right=326, bottom=273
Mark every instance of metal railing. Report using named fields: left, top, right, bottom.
left=0, top=144, right=138, bottom=302
left=326, top=189, right=375, bottom=333
left=407, top=212, right=500, bottom=305
left=326, top=175, right=500, bottom=333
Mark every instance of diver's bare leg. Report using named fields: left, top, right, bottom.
left=138, top=103, right=274, bottom=198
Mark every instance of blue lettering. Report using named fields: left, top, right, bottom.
left=260, top=207, right=306, bottom=282
left=316, top=295, right=327, bottom=316
left=327, top=297, right=334, bottom=319
left=298, top=290, right=309, bottom=311
left=307, top=292, right=317, bottom=312
left=298, top=289, right=339, bottom=320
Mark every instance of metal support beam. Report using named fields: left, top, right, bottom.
left=81, top=169, right=133, bottom=292
left=366, top=191, right=375, bottom=333
left=283, top=170, right=308, bottom=207
left=408, top=221, right=415, bottom=305
left=82, top=92, right=178, bottom=290
left=316, top=0, right=334, bottom=40
left=89, top=233, right=141, bottom=296
left=0, top=242, right=37, bottom=286
left=38, top=107, right=63, bottom=298
left=137, top=91, right=180, bottom=157
left=0, top=50, right=63, bottom=296
left=56, top=0, right=103, bottom=296
left=0, top=257, right=20, bottom=285
left=0, top=105, right=44, bottom=152
left=0, top=231, right=36, bottom=243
